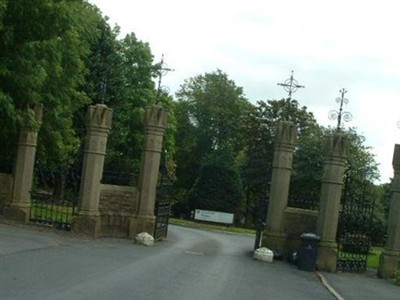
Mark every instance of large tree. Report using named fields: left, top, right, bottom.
left=172, top=70, right=252, bottom=216
left=0, top=0, right=100, bottom=172
left=239, top=99, right=322, bottom=222
left=187, top=143, right=245, bottom=220
left=174, top=70, right=252, bottom=188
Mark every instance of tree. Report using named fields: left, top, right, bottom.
left=174, top=70, right=252, bottom=188
left=176, top=69, right=252, bottom=154
left=239, top=99, right=322, bottom=222
left=187, top=144, right=245, bottom=220
left=173, top=70, right=252, bottom=217
left=99, top=32, right=160, bottom=176
left=0, top=0, right=99, bottom=173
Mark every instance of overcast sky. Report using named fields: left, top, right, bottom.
left=89, top=0, right=400, bottom=183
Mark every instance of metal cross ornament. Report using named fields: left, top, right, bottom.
left=156, top=54, right=174, bottom=103
left=277, top=70, right=305, bottom=100
left=329, top=88, right=353, bottom=131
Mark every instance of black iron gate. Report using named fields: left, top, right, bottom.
left=336, top=174, right=375, bottom=272
left=154, top=152, right=173, bottom=241
left=30, top=160, right=80, bottom=231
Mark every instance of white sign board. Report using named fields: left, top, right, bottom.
left=194, top=209, right=234, bottom=224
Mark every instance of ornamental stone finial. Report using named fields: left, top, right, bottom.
left=325, top=134, right=349, bottom=159
left=392, top=144, right=400, bottom=192
left=393, top=144, right=400, bottom=171
left=86, top=104, right=112, bottom=129
left=145, top=105, right=167, bottom=129
left=275, top=121, right=297, bottom=145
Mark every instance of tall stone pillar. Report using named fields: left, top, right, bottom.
left=129, top=105, right=167, bottom=238
left=316, top=134, right=348, bottom=272
left=263, top=121, right=297, bottom=254
left=73, top=104, right=112, bottom=237
left=378, top=144, right=400, bottom=279
left=4, top=104, right=43, bottom=222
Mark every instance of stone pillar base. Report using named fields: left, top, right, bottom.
left=378, top=249, right=400, bottom=279
left=3, top=204, right=30, bottom=223
left=129, top=215, right=156, bottom=239
left=72, top=214, right=101, bottom=238
left=262, top=230, right=287, bottom=258
left=317, top=241, right=338, bottom=272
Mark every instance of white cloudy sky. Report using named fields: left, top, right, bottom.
left=89, top=0, right=400, bottom=183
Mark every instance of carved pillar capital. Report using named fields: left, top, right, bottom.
left=393, top=144, right=400, bottom=172
left=275, top=121, right=297, bottom=150
left=144, top=105, right=168, bottom=135
left=324, top=133, right=349, bottom=161
left=392, top=144, right=400, bottom=192
left=86, top=104, right=113, bottom=132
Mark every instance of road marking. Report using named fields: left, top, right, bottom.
left=316, top=271, right=346, bottom=300
left=185, top=250, right=204, bottom=256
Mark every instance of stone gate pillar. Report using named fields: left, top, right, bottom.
left=129, top=105, right=167, bottom=238
left=316, top=134, right=348, bottom=272
left=73, top=104, right=112, bottom=237
left=4, top=104, right=43, bottom=222
left=263, top=121, right=297, bottom=254
left=378, top=144, right=400, bottom=279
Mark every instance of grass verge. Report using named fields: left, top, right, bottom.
left=169, top=218, right=256, bottom=236
left=367, top=246, right=383, bottom=269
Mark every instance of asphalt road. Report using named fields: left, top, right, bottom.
left=1, top=223, right=335, bottom=300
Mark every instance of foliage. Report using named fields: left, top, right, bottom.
left=239, top=99, right=322, bottom=221
left=173, top=70, right=251, bottom=212
left=176, top=69, right=251, bottom=155
left=0, top=0, right=99, bottom=169
left=0, top=0, right=175, bottom=199
left=187, top=144, right=245, bottom=219
left=395, top=266, right=400, bottom=286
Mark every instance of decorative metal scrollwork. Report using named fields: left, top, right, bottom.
left=329, top=88, right=352, bottom=130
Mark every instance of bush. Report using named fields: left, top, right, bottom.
left=394, top=266, right=400, bottom=286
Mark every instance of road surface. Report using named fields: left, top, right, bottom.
left=1, top=223, right=335, bottom=300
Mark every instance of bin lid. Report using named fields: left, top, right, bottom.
left=300, top=233, right=320, bottom=240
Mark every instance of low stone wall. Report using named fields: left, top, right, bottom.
left=0, top=173, right=13, bottom=212
left=99, top=184, right=138, bottom=238
left=284, top=207, right=318, bottom=254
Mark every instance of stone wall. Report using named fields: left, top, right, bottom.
left=283, top=207, right=318, bottom=254
left=0, top=173, right=13, bottom=211
left=98, top=184, right=138, bottom=238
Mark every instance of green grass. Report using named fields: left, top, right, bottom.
left=31, top=203, right=75, bottom=223
left=367, top=246, right=383, bottom=269
left=169, top=218, right=256, bottom=236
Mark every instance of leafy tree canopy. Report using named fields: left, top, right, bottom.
left=187, top=143, right=245, bottom=217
